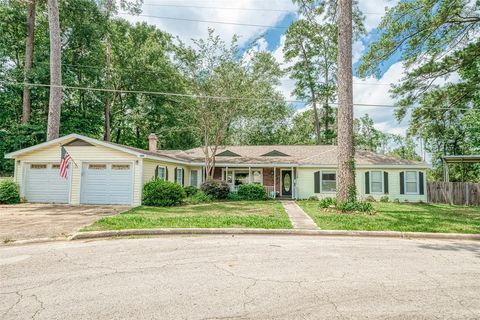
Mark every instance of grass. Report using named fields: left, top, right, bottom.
left=298, top=201, right=480, bottom=234
left=82, top=201, right=292, bottom=231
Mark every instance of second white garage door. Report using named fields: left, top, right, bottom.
left=80, top=163, right=133, bottom=205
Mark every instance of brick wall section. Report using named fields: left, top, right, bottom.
left=262, top=168, right=281, bottom=191
left=213, top=167, right=222, bottom=180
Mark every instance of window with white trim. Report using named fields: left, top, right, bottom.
left=370, top=171, right=383, bottom=193
left=190, top=170, right=198, bottom=187
left=156, top=166, right=166, bottom=180
left=252, top=169, right=262, bottom=184
left=176, top=168, right=183, bottom=185
left=321, top=172, right=336, bottom=193
left=405, top=171, right=418, bottom=193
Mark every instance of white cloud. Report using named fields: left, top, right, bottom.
left=352, top=40, right=365, bottom=63
left=121, top=0, right=296, bottom=47
left=358, top=0, right=399, bottom=31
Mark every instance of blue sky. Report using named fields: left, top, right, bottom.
left=125, top=0, right=409, bottom=136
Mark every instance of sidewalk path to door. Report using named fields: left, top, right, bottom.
left=281, top=201, right=319, bottom=230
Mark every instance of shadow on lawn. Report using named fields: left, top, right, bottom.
left=417, top=242, right=480, bottom=258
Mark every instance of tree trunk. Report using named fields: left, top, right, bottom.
left=46, top=0, right=62, bottom=140
left=22, top=0, right=36, bottom=124
left=336, top=0, right=355, bottom=202
left=103, top=37, right=112, bottom=141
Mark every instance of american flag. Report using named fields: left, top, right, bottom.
left=60, top=146, right=71, bottom=178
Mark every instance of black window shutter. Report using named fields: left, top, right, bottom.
left=314, top=171, right=320, bottom=193
left=182, top=168, right=185, bottom=186
left=174, top=167, right=177, bottom=183
left=419, top=171, right=424, bottom=195
left=400, top=171, right=405, bottom=194
left=383, top=171, right=389, bottom=194
left=154, top=166, right=159, bottom=179
left=365, top=172, right=370, bottom=194
left=165, top=167, right=169, bottom=181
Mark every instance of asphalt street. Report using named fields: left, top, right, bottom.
left=1, top=235, right=479, bottom=319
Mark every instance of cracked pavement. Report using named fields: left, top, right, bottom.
left=1, top=235, right=479, bottom=319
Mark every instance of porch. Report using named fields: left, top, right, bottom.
left=211, top=166, right=297, bottom=199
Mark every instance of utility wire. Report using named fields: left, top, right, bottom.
left=0, top=80, right=471, bottom=110
left=31, top=61, right=393, bottom=86
left=141, top=2, right=386, bottom=15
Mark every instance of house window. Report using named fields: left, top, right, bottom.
left=175, top=168, right=183, bottom=185
left=190, top=170, right=198, bottom=187
left=30, top=164, right=47, bottom=169
left=321, top=172, right=336, bottom=193
left=370, top=171, right=383, bottom=193
left=52, top=164, right=61, bottom=170
left=155, top=166, right=166, bottom=180
left=112, top=164, right=130, bottom=170
left=89, top=164, right=106, bottom=170
left=252, top=170, right=262, bottom=184
left=405, top=171, right=418, bottom=193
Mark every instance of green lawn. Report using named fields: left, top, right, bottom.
left=82, top=201, right=292, bottom=231
left=298, top=201, right=480, bottom=234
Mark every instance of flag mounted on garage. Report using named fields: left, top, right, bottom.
left=59, top=146, right=72, bottom=178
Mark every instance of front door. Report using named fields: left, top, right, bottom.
left=281, top=170, right=292, bottom=197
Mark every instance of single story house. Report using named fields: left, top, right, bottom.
left=5, top=133, right=430, bottom=206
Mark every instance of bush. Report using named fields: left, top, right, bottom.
left=185, top=191, right=212, bottom=205
left=308, top=196, right=319, bottom=201
left=0, top=179, right=20, bottom=204
left=365, top=195, right=376, bottom=202
left=237, top=183, right=267, bottom=200
left=227, top=192, right=243, bottom=201
left=319, top=197, right=336, bottom=208
left=393, top=198, right=400, bottom=203
left=201, top=180, right=230, bottom=199
left=380, top=196, right=389, bottom=203
left=336, top=201, right=373, bottom=213
left=184, top=186, right=199, bottom=197
left=142, top=179, right=186, bottom=206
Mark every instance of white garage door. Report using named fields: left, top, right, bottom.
left=24, top=163, right=70, bottom=203
left=80, top=163, right=133, bottom=205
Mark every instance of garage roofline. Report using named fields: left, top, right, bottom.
left=4, top=133, right=190, bottom=164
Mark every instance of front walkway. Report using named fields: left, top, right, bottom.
left=281, top=201, right=318, bottom=230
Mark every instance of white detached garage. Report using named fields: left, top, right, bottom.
left=5, top=134, right=189, bottom=206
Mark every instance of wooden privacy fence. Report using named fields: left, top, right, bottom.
left=427, top=182, right=480, bottom=206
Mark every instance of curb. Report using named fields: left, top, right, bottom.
left=70, top=228, right=480, bottom=241
left=1, top=236, right=68, bottom=247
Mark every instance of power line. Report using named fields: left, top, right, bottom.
left=142, top=3, right=294, bottom=13
left=1, top=80, right=471, bottom=110
left=31, top=61, right=395, bottom=86
left=118, top=13, right=291, bottom=29
left=141, top=2, right=386, bottom=15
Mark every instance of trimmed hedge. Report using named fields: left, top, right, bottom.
left=142, top=179, right=186, bottom=207
left=201, top=180, right=230, bottom=199
left=0, top=179, right=20, bottom=204
left=237, top=183, right=267, bottom=200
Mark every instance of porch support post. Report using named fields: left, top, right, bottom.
left=226, top=166, right=229, bottom=182
left=291, top=166, right=294, bottom=199
left=273, top=167, right=276, bottom=198
left=249, top=167, right=252, bottom=183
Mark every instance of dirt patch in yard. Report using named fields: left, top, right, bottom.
left=0, top=204, right=128, bottom=243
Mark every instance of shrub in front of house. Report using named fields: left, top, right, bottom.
left=201, top=180, right=230, bottom=199
left=319, top=197, right=336, bottom=208
left=336, top=201, right=373, bottom=213
left=184, top=186, right=199, bottom=197
left=237, top=183, right=267, bottom=200
left=365, top=195, right=376, bottom=202
left=0, top=179, right=21, bottom=204
left=142, top=179, right=186, bottom=206
left=380, top=195, right=389, bottom=202
left=185, top=191, right=212, bottom=205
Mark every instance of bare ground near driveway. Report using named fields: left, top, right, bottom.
left=0, top=204, right=128, bottom=243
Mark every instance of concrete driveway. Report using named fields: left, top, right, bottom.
left=0, top=204, right=128, bottom=243
left=1, top=236, right=479, bottom=319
